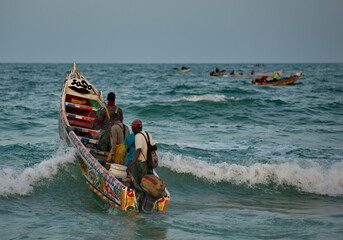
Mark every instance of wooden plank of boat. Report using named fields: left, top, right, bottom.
left=86, top=147, right=110, bottom=156
left=71, top=126, right=100, bottom=135
left=66, top=113, right=96, bottom=122
left=78, top=136, right=99, bottom=145
left=59, top=63, right=170, bottom=213
left=251, top=71, right=304, bottom=86
left=65, top=102, right=100, bottom=111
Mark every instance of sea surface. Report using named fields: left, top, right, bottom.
left=0, top=63, right=342, bottom=240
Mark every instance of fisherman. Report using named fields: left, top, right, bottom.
left=95, top=92, right=124, bottom=151
left=230, top=70, right=235, bottom=75
left=127, top=120, right=157, bottom=185
left=107, top=112, right=129, bottom=163
left=273, top=72, right=280, bottom=80
left=122, top=131, right=136, bottom=167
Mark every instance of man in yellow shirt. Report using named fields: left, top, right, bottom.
left=108, top=113, right=129, bottom=163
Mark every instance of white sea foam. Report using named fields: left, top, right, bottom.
left=160, top=94, right=227, bottom=103
left=159, top=152, right=343, bottom=197
left=0, top=146, right=76, bottom=197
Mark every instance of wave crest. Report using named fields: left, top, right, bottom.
left=160, top=152, right=343, bottom=197
left=161, top=94, right=227, bottom=103
left=0, top=146, right=76, bottom=197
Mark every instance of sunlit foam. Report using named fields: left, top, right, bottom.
left=160, top=94, right=227, bottom=103
left=0, top=145, right=76, bottom=197
left=159, top=152, right=343, bottom=197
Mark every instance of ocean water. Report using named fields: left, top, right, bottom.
left=0, top=63, right=342, bottom=239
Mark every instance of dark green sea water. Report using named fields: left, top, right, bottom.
left=0, top=63, right=342, bottom=239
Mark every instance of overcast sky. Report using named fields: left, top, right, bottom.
left=1, top=0, right=342, bottom=63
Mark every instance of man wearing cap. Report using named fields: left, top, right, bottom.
left=127, top=120, right=157, bottom=185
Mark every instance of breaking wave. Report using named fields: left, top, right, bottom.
left=160, top=152, right=343, bottom=197
left=0, top=146, right=76, bottom=197
left=160, top=94, right=227, bottom=103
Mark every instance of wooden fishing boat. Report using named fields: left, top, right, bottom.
left=177, top=66, right=192, bottom=72
left=229, top=70, right=282, bottom=78
left=210, top=68, right=227, bottom=76
left=59, top=63, right=170, bottom=212
left=251, top=71, right=304, bottom=86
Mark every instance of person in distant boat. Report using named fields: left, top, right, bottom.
left=215, top=67, right=220, bottom=73
left=230, top=70, right=235, bottom=75
left=273, top=72, right=280, bottom=80
left=260, top=75, right=267, bottom=82
left=127, top=120, right=157, bottom=185
left=107, top=113, right=129, bottom=163
left=95, top=92, right=124, bottom=151
left=251, top=70, right=255, bottom=75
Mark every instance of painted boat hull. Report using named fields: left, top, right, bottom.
left=59, top=63, right=170, bottom=212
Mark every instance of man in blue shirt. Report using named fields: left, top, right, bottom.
left=123, top=132, right=135, bottom=167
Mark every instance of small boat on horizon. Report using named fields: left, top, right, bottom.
left=251, top=71, right=304, bottom=86
left=176, top=66, right=192, bottom=72
left=210, top=68, right=227, bottom=76
left=248, top=64, right=265, bottom=68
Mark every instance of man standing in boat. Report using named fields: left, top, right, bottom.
left=127, top=120, right=157, bottom=185
left=273, top=72, right=280, bottom=80
left=94, top=92, right=124, bottom=151
left=107, top=112, right=130, bottom=163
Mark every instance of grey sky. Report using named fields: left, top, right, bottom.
left=1, top=0, right=342, bottom=63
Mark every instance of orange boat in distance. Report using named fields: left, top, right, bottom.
left=251, top=71, right=304, bottom=86
left=230, top=70, right=283, bottom=78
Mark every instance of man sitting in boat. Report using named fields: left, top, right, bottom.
left=107, top=112, right=130, bottom=164
left=127, top=120, right=157, bottom=185
left=253, top=75, right=267, bottom=83
left=230, top=70, right=235, bottom=75
left=94, top=92, right=124, bottom=151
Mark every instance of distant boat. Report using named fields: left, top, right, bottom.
left=230, top=70, right=283, bottom=78
left=210, top=68, right=227, bottom=76
left=248, top=64, right=265, bottom=68
left=251, top=71, right=304, bottom=86
left=177, top=66, right=192, bottom=72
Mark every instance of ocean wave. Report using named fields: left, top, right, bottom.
left=160, top=94, right=227, bottom=103
left=0, top=146, right=76, bottom=197
left=159, top=152, right=343, bottom=197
